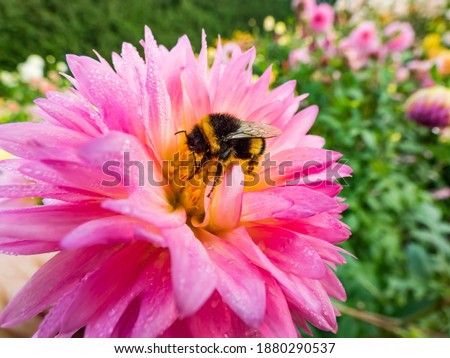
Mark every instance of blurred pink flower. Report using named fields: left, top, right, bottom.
left=0, top=27, right=351, bottom=337
left=308, top=3, right=334, bottom=33
left=292, top=0, right=317, bottom=16
left=384, top=22, right=415, bottom=52
left=288, top=47, right=311, bottom=68
left=339, top=39, right=369, bottom=70
left=347, top=21, right=381, bottom=56
left=408, top=60, right=435, bottom=87
left=406, top=87, right=450, bottom=128
left=396, top=67, right=410, bottom=83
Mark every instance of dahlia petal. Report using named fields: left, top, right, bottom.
left=61, top=216, right=165, bottom=249
left=301, top=234, right=348, bottom=264
left=0, top=245, right=120, bottom=327
left=35, top=93, right=101, bottom=137
left=299, top=180, right=342, bottom=198
left=66, top=55, right=144, bottom=139
left=292, top=312, right=313, bottom=336
left=269, top=106, right=318, bottom=154
left=0, top=184, right=104, bottom=202
left=248, top=226, right=326, bottom=279
left=77, top=131, right=162, bottom=193
left=241, top=191, right=293, bottom=221
left=187, top=291, right=260, bottom=338
left=0, top=240, right=59, bottom=255
left=34, top=286, right=80, bottom=338
left=0, top=122, right=87, bottom=161
left=225, top=227, right=335, bottom=331
left=19, top=160, right=126, bottom=198
left=143, top=27, right=174, bottom=159
left=130, top=251, right=178, bottom=337
left=84, top=250, right=176, bottom=338
left=102, top=194, right=186, bottom=229
left=198, top=229, right=266, bottom=327
left=113, top=42, right=146, bottom=97
left=258, top=148, right=342, bottom=189
left=284, top=212, right=351, bottom=244
left=163, top=225, right=216, bottom=316
left=59, top=242, right=154, bottom=334
left=297, top=135, right=325, bottom=148
left=212, top=49, right=256, bottom=112
left=197, top=29, right=208, bottom=81
left=181, top=68, right=211, bottom=130
left=258, top=276, right=299, bottom=338
left=320, top=266, right=347, bottom=301
left=208, top=164, right=244, bottom=231
left=110, top=295, right=142, bottom=338
left=0, top=203, right=112, bottom=252
left=266, top=186, right=338, bottom=220
left=288, top=276, right=337, bottom=332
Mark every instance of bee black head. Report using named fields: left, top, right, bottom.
left=186, top=126, right=208, bottom=153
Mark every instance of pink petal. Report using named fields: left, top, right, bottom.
left=130, top=251, right=179, bottom=337
left=258, top=275, right=299, bottom=338
left=248, top=226, right=326, bottom=279
left=61, top=216, right=165, bottom=249
left=59, top=242, right=155, bottom=334
left=102, top=194, right=186, bottom=229
left=35, top=93, right=100, bottom=137
left=187, top=291, right=260, bottom=338
left=76, top=131, right=161, bottom=195
left=208, top=164, right=244, bottom=230
left=284, top=212, right=351, bottom=244
left=269, top=106, right=318, bottom=154
left=19, top=160, right=127, bottom=199
left=224, top=227, right=335, bottom=331
left=263, top=186, right=338, bottom=220
left=163, top=225, right=216, bottom=316
left=0, top=184, right=104, bottom=202
left=143, top=27, right=174, bottom=159
left=241, top=191, right=293, bottom=222
left=0, top=122, right=87, bottom=161
left=198, top=229, right=266, bottom=327
left=0, top=245, right=120, bottom=327
left=66, top=55, right=145, bottom=140
left=297, top=134, right=325, bottom=148
left=320, top=266, right=347, bottom=301
left=0, top=203, right=113, bottom=254
left=181, top=67, right=211, bottom=131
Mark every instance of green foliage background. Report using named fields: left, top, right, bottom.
left=0, top=0, right=290, bottom=70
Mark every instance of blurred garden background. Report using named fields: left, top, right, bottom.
left=1, top=0, right=449, bottom=338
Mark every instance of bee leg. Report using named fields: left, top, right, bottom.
left=187, top=153, right=208, bottom=180
left=246, top=155, right=259, bottom=175
left=207, top=161, right=223, bottom=198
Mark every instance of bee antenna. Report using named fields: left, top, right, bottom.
left=174, top=130, right=187, bottom=136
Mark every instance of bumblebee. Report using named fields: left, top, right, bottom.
left=175, top=113, right=281, bottom=197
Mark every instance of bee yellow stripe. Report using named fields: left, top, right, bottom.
left=199, top=116, right=220, bottom=153
left=249, top=138, right=264, bottom=155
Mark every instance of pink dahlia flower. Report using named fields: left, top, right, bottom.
left=384, top=22, right=415, bottom=53
left=308, top=3, right=334, bottom=33
left=0, top=27, right=351, bottom=337
left=288, top=47, right=311, bottom=69
left=347, top=21, right=381, bottom=56
left=406, top=87, right=450, bottom=128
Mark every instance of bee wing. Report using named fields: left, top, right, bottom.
left=224, top=121, right=281, bottom=140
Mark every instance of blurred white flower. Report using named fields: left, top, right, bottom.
left=263, top=16, right=275, bottom=32
left=55, top=61, right=68, bottom=73
left=0, top=71, right=19, bottom=87
left=18, top=55, right=45, bottom=83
